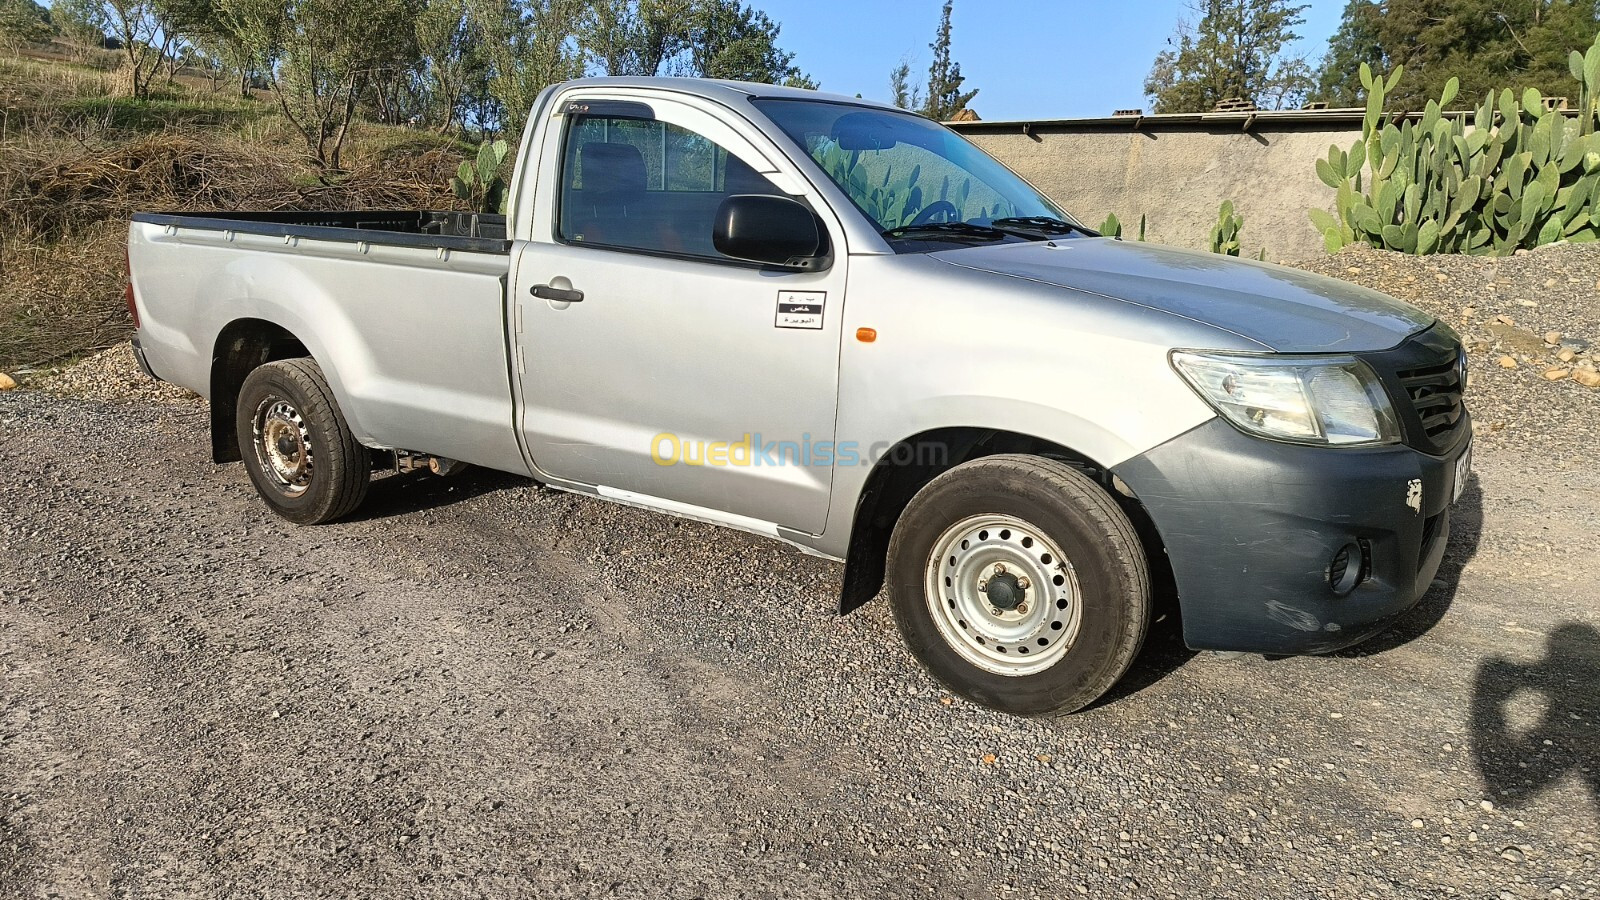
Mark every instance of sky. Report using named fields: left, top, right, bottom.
left=756, top=0, right=1349, bottom=121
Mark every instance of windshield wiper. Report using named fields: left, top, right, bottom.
left=881, top=222, right=1010, bottom=242
left=990, top=216, right=1098, bottom=238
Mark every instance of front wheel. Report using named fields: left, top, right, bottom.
left=886, top=455, right=1150, bottom=716
left=236, top=358, right=369, bottom=525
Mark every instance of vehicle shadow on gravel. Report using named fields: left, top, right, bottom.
left=344, top=468, right=529, bottom=522
left=1470, top=622, right=1600, bottom=823
left=1091, top=611, right=1198, bottom=708
left=1335, top=476, right=1485, bottom=658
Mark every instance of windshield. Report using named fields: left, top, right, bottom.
left=753, top=98, right=1079, bottom=249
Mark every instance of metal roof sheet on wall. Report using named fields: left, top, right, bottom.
left=943, top=107, right=1521, bottom=133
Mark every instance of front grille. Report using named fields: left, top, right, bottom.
left=1397, top=356, right=1465, bottom=440
left=1362, top=325, right=1469, bottom=454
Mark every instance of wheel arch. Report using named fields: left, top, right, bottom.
left=838, top=427, right=1174, bottom=617
left=210, top=318, right=311, bottom=463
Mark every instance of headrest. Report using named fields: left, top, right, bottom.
left=580, top=142, right=647, bottom=196
left=723, top=156, right=777, bottom=195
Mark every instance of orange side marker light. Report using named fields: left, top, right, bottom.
left=856, top=327, right=878, bottom=343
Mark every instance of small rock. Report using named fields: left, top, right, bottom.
left=1543, top=368, right=1572, bottom=381
left=1480, top=799, right=1496, bottom=812
left=1500, top=846, right=1526, bottom=862
left=0, top=373, right=15, bottom=391
left=1573, top=369, right=1600, bottom=388
left=1494, top=314, right=1516, bottom=326
left=1436, top=273, right=1450, bottom=282
left=1545, top=331, right=1563, bottom=345
left=1515, top=299, right=1538, bottom=307
left=1489, top=322, right=1547, bottom=355
left=1560, top=336, right=1591, bottom=352
left=1411, top=818, right=1425, bottom=829
left=1558, top=348, right=1578, bottom=363
left=1544, top=278, right=1559, bottom=289
left=1498, top=356, right=1519, bottom=369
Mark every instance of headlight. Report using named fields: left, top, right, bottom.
left=1171, top=351, right=1401, bottom=447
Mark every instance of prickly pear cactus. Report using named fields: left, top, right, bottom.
left=1311, top=34, right=1600, bottom=257
left=451, top=140, right=511, bottom=215
left=1210, top=201, right=1243, bottom=256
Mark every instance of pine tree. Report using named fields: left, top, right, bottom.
left=921, top=0, right=976, bottom=120
left=888, top=58, right=922, bottom=110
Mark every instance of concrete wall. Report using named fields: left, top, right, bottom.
left=951, top=115, right=1365, bottom=262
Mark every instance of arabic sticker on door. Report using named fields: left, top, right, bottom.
left=775, top=291, right=826, bottom=330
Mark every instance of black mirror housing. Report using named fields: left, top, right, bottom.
left=713, top=195, right=823, bottom=269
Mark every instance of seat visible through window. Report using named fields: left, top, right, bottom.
left=559, top=115, right=786, bottom=260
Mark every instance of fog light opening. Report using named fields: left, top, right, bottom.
left=1329, top=542, right=1364, bottom=596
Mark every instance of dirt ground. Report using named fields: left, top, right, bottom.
left=1, top=385, right=1596, bottom=899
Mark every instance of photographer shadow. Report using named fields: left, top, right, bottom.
left=1471, top=622, right=1600, bottom=819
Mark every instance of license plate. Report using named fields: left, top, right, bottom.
left=1452, top=443, right=1473, bottom=504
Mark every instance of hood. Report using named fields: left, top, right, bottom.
left=932, top=238, right=1434, bottom=352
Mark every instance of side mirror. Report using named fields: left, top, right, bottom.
left=713, top=195, right=824, bottom=269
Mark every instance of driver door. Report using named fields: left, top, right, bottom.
left=509, top=93, right=847, bottom=535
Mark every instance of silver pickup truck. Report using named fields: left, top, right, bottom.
left=129, top=77, right=1472, bottom=716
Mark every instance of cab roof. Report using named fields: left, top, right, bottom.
left=555, top=76, right=901, bottom=112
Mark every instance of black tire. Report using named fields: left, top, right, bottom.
left=886, top=454, right=1150, bottom=716
left=235, top=358, right=369, bottom=525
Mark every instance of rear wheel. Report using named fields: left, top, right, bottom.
left=236, top=358, right=369, bottom=525
left=886, top=455, right=1150, bottom=716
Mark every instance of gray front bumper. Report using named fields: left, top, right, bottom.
left=1114, top=416, right=1470, bottom=655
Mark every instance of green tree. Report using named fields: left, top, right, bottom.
left=1313, top=0, right=1600, bottom=111
left=466, top=0, right=587, bottom=138
left=922, top=0, right=975, bottom=119
left=415, top=0, right=484, bottom=132
left=576, top=0, right=810, bottom=86
left=1144, top=0, right=1313, bottom=113
left=217, top=0, right=424, bottom=169
left=157, top=0, right=258, bottom=96
left=50, top=0, right=108, bottom=58
left=0, top=0, right=55, bottom=46
left=102, top=1, right=179, bottom=98
left=688, top=0, right=809, bottom=85
left=579, top=0, right=690, bottom=76
left=1313, top=0, right=1382, bottom=106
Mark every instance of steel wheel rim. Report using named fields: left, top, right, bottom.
left=253, top=396, right=314, bottom=497
left=924, top=514, right=1083, bottom=677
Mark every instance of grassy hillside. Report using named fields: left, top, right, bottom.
left=0, top=51, right=474, bottom=372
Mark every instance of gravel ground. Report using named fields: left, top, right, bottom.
left=1, top=248, right=1598, bottom=898
left=1, top=390, right=1597, bottom=897
left=20, top=342, right=198, bottom=406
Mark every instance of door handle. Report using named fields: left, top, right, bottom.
left=532, top=284, right=584, bottom=303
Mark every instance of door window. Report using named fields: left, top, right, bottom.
left=558, top=113, right=785, bottom=259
